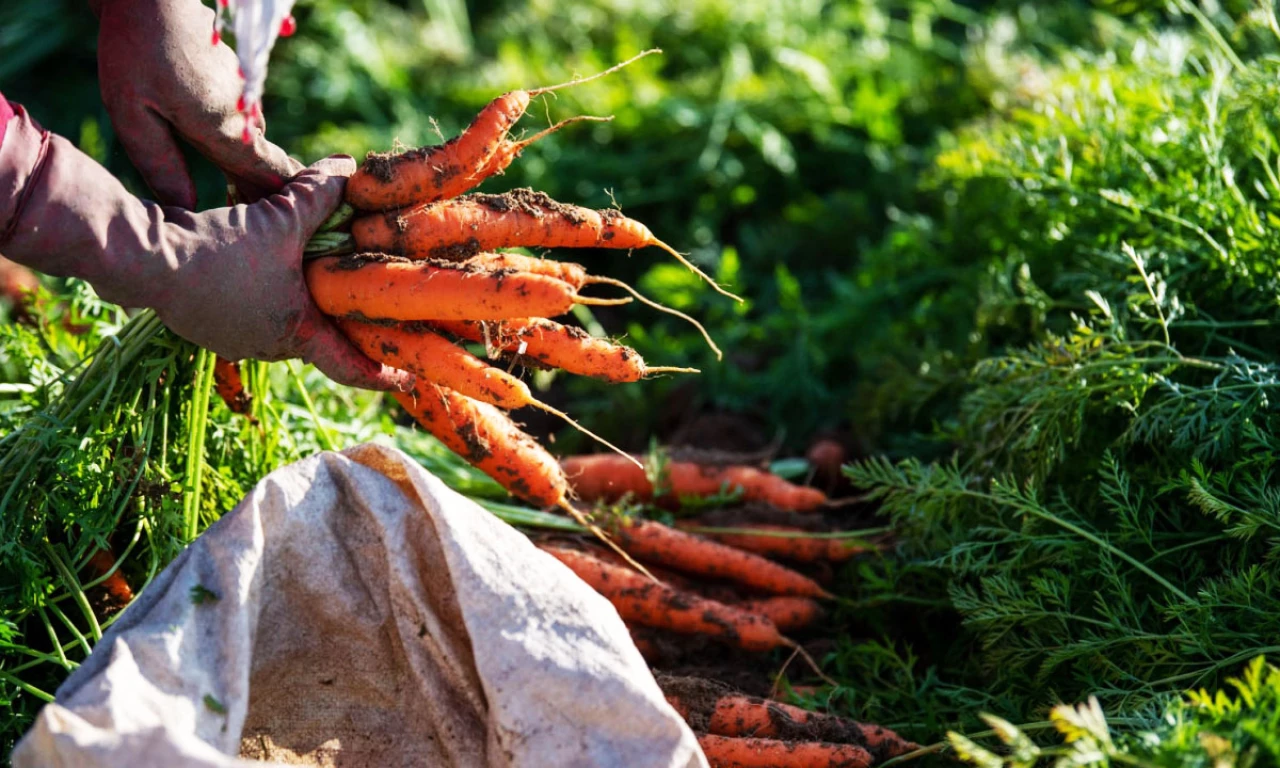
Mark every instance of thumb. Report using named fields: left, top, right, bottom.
left=270, top=155, right=358, bottom=237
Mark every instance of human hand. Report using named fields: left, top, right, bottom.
left=93, top=0, right=303, bottom=207
left=154, top=155, right=414, bottom=391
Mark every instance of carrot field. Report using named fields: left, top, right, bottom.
left=5, top=0, right=1280, bottom=764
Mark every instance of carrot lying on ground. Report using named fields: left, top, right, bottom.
left=539, top=546, right=788, bottom=651
left=684, top=524, right=866, bottom=562
left=661, top=676, right=918, bottom=761
left=560, top=454, right=829, bottom=511
left=460, top=253, right=721, bottom=357
left=213, top=357, right=251, bottom=415
left=431, top=318, right=696, bottom=382
left=614, top=519, right=829, bottom=599
left=395, top=381, right=568, bottom=507
left=340, top=319, right=635, bottom=462
left=85, top=548, right=134, bottom=606
left=696, top=735, right=873, bottom=768
left=351, top=188, right=740, bottom=301
left=344, top=51, right=656, bottom=210
left=305, top=256, right=583, bottom=322
left=737, top=597, right=824, bottom=633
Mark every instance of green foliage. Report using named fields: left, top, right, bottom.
left=950, top=657, right=1280, bottom=767
left=841, top=4, right=1280, bottom=742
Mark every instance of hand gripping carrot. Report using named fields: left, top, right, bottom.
left=538, top=546, right=789, bottom=651
left=614, top=519, right=830, bottom=599
left=430, top=318, right=697, bottom=381
left=305, top=255, right=584, bottom=322
left=351, top=189, right=741, bottom=301
left=345, top=52, right=657, bottom=210
left=394, top=381, right=568, bottom=507
left=560, top=454, right=829, bottom=511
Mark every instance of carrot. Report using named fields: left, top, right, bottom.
left=737, top=597, right=824, bottom=633
left=351, top=189, right=741, bottom=301
left=213, top=357, right=252, bottom=415
left=560, top=454, right=829, bottom=511
left=86, top=548, right=134, bottom=606
left=305, top=256, right=580, bottom=322
left=345, top=51, right=657, bottom=210
left=394, top=381, right=567, bottom=507
left=614, top=519, right=829, bottom=599
left=628, top=625, right=661, bottom=662
left=456, top=253, right=721, bottom=357
left=539, top=546, right=788, bottom=651
left=692, top=525, right=866, bottom=563
left=341, top=319, right=636, bottom=463
left=431, top=318, right=696, bottom=381
left=695, top=735, right=873, bottom=768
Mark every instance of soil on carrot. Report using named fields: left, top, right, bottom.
left=470, top=188, right=590, bottom=225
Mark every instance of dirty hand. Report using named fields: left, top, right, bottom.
left=0, top=107, right=411, bottom=392
left=92, top=0, right=302, bottom=207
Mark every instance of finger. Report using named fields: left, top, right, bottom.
left=302, top=319, right=416, bottom=392
left=210, top=126, right=305, bottom=201
left=268, top=155, right=358, bottom=237
left=113, top=107, right=200, bottom=209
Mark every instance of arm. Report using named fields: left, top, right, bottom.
left=0, top=99, right=413, bottom=393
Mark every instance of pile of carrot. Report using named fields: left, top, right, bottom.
left=299, top=51, right=742, bottom=508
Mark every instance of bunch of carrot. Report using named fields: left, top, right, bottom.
left=294, top=51, right=745, bottom=510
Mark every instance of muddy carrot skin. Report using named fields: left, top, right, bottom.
left=213, top=357, right=251, bottom=415
left=394, top=382, right=567, bottom=507
left=737, top=597, right=824, bottom=633
left=351, top=189, right=667, bottom=259
left=345, top=92, right=533, bottom=211
left=431, top=318, right=655, bottom=382
left=305, top=256, right=578, bottom=322
left=560, top=454, right=829, bottom=511
left=696, top=735, right=873, bottom=768
left=614, top=519, right=830, bottom=599
left=692, top=525, right=866, bottom=562
left=538, top=546, right=788, bottom=651
left=338, top=319, right=532, bottom=409
left=86, top=549, right=133, bottom=605
left=463, top=252, right=589, bottom=288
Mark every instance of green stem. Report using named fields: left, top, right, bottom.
left=183, top=349, right=217, bottom=542
left=288, top=361, right=338, bottom=452
left=43, top=541, right=103, bottom=642
left=0, top=670, right=55, bottom=703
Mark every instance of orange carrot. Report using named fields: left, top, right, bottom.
left=340, top=319, right=533, bottom=409
left=696, top=735, right=873, bottom=768
left=614, top=519, right=829, bottom=599
left=86, top=548, right=134, bottom=605
left=351, top=189, right=739, bottom=300
left=305, top=256, right=578, bottom=322
left=457, top=255, right=722, bottom=358
left=463, top=252, right=589, bottom=288
left=343, top=319, right=635, bottom=461
left=737, top=597, right=824, bottom=633
left=394, top=382, right=567, bottom=507
left=431, top=318, right=695, bottom=382
left=560, top=454, right=829, bottom=511
left=345, top=52, right=656, bottom=210
left=213, top=357, right=252, bottom=415
left=539, top=546, right=788, bottom=651
left=692, top=525, right=865, bottom=563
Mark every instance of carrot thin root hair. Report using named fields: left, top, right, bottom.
left=654, top=240, right=744, bottom=303
left=573, top=295, right=634, bottom=307
left=528, top=49, right=663, bottom=96
left=532, top=400, right=642, bottom=469
left=510, top=115, right=614, bottom=152
left=586, top=275, right=722, bottom=359
left=644, top=366, right=700, bottom=376
left=773, top=640, right=839, bottom=698
left=554, top=500, right=659, bottom=582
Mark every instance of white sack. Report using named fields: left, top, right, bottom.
left=13, top=443, right=706, bottom=768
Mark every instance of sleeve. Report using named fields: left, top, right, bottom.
left=0, top=94, right=13, bottom=147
